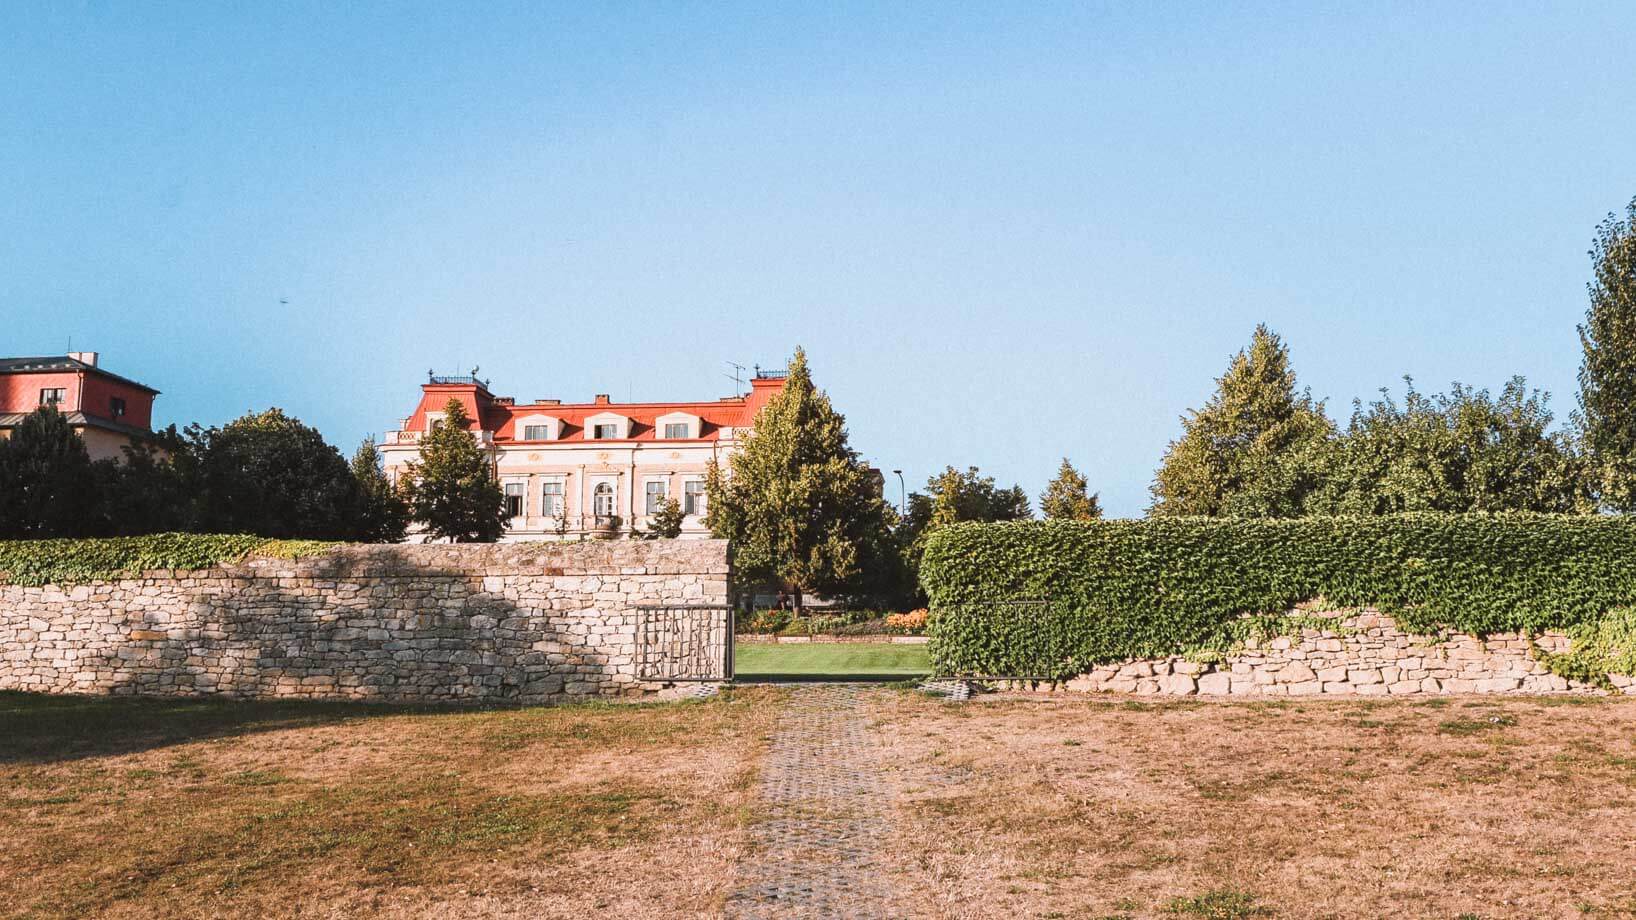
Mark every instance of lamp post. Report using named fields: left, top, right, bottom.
left=892, top=469, right=905, bottom=518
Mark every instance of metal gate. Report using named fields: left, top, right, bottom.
left=635, top=604, right=734, bottom=681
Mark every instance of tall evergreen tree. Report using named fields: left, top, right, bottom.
left=351, top=436, right=410, bottom=543
left=705, top=348, right=891, bottom=607
left=0, top=406, right=101, bottom=538
left=1150, top=324, right=1333, bottom=517
left=1041, top=458, right=1104, bottom=520
left=1577, top=196, right=1636, bottom=511
left=402, top=400, right=507, bottom=542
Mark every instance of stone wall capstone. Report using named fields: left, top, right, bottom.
left=0, top=540, right=730, bottom=704
left=1024, top=609, right=1629, bottom=697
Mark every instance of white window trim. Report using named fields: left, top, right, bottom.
left=682, top=478, right=707, bottom=517
left=643, top=477, right=670, bottom=515
left=514, top=414, right=559, bottom=441
left=585, top=412, right=630, bottom=440
left=655, top=411, right=700, bottom=440
left=539, top=476, right=567, bottom=518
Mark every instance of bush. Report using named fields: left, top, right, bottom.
left=885, top=609, right=929, bottom=634
left=0, top=534, right=339, bottom=586
left=737, top=608, right=794, bottom=635
left=920, top=514, right=1636, bottom=680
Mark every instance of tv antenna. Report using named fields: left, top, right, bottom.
left=724, top=361, right=747, bottom=396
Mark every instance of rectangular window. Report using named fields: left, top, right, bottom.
left=645, top=480, right=668, bottom=514
left=109, top=396, right=127, bottom=418
left=522, top=424, right=550, bottom=440
left=541, top=480, right=563, bottom=517
left=593, top=423, right=619, bottom=439
left=663, top=422, right=689, bottom=439
left=684, top=480, right=705, bottom=516
left=39, top=388, right=65, bottom=407
left=504, top=482, right=524, bottom=518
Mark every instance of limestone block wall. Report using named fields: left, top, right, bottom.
left=1051, top=610, right=1630, bottom=697
left=0, top=540, right=730, bottom=704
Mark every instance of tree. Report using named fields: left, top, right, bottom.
left=189, top=408, right=362, bottom=539
left=0, top=406, right=101, bottom=538
left=897, top=465, right=1032, bottom=599
left=1308, top=378, right=1585, bottom=514
left=1577, top=196, right=1636, bottom=511
left=351, top=437, right=410, bottom=543
left=93, top=427, right=201, bottom=535
left=1040, top=458, right=1104, bottom=521
left=644, top=497, right=684, bottom=539
left=705, top=348, right=892, bottom=608
left=402, top=399, right=507, bottom=542
left=1150, top=324, right=1334, bottom=517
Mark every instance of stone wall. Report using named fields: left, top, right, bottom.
left=1045, top=609, right=1631, bottom=697
left=0, top=540, right=730, bottom=704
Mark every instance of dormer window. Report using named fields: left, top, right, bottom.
left=585, top=412, right=630, bottom=440
left=514, top=414, right=560, bottom=442
left=655, top=412, right=700, bottom=440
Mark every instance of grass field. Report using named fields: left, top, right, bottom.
left=0, top=688, right=782, bottom=919
left=733, top=641, right=931, bottom=678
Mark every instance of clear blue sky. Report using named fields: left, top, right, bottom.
left=4, top=2, right=1633, bottom=517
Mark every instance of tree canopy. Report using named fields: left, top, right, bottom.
left=0, top=407, right=101, bottom=538
left=1577, top=196, right=1636, bottom=511
left=1150, top=324, right=1334, bottom=518
left=705, top=348, right=892, bottom=605
left=402, top=399, right=507, bottom=543
left=188, top=408, right=362, bottom=540
left=1040, top=458, right=1103, bottom=521
left=351, top=436, right=410, bottom=543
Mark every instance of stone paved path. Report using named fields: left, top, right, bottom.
left=724, top=684, right=897, bottom=919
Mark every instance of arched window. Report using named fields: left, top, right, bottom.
left=593, top=482, right=616, bottom=518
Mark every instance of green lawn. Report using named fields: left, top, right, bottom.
left=734, top=641, right=931, bottom=679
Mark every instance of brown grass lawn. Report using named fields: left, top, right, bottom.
left=875, top=692, right=1636, bottom=920
left=0, top=688, right=783, bottom=920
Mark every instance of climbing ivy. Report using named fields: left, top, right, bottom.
left=920, top=515, right=1636, bottom=679
left=0, top=534, right=339, bottom=586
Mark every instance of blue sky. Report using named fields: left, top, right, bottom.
left=4, top=2, right=1633, bottom=517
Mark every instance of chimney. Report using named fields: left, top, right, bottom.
left=536, top=398, right=560, bottom=405
left=68, top=351, right=98, bottom=367
left=593, top=394, right=611, bottom=404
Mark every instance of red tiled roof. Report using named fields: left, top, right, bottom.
left=404, top=377, right=784, bottom=443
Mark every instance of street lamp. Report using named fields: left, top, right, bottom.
left=892, top=469, right=905, bottom=518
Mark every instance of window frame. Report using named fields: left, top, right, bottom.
left=683, top=479, right=706, bottom=516
left=39, top=387, right=66, bottom=407
left=644, top=479, right=669, bottom=514
left=540, top=479, right=565, bottom=518
left=592, top=481, right=617, bottom=518
left=503, top=481, right=525, bottom=518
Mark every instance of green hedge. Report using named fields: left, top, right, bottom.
left=0, top=534, right=340, bottom=586
left=919, top=514, right=1636, bottom=680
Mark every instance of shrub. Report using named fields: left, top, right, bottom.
left=0, top=534, right=339, bottom=586
left=885, top=609, right=929, bottom=634
left=737, top=608, right=794, bottom=635
left=920, top=514, right=1636, bottom=680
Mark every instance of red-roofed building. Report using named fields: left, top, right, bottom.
left=0, top=352, right=160, bottom=462
left=380, top=370, right=786, bottom=541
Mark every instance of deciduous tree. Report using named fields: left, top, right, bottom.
left=189, top=408, right=362, bottom=539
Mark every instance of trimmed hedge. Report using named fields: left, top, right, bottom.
left=0, top=534, right=340, bottom=586
left=919, top=514, right=1636, bottom=679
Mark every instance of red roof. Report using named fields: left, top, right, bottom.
left=404, top=376, right=784, bottom=443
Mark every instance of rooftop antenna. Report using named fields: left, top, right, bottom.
left=724, top=361, right=747, bottom=396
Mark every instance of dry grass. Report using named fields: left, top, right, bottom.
left=0, top=688, right=784, bottom=920
left=875, top=692, right=1636, bottom=920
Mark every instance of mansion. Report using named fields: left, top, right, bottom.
left=381, top=370, right=786, bottom=541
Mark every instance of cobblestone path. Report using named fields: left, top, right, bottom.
left=724, top=684, right=897, bottom=919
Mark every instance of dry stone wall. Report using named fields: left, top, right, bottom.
left=0, top=541, right=729, bottom=704
left=1046, top=609, right=1630, bottom=697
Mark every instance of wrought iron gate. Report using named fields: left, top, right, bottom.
left=635, top=604, right=734, bottom=681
